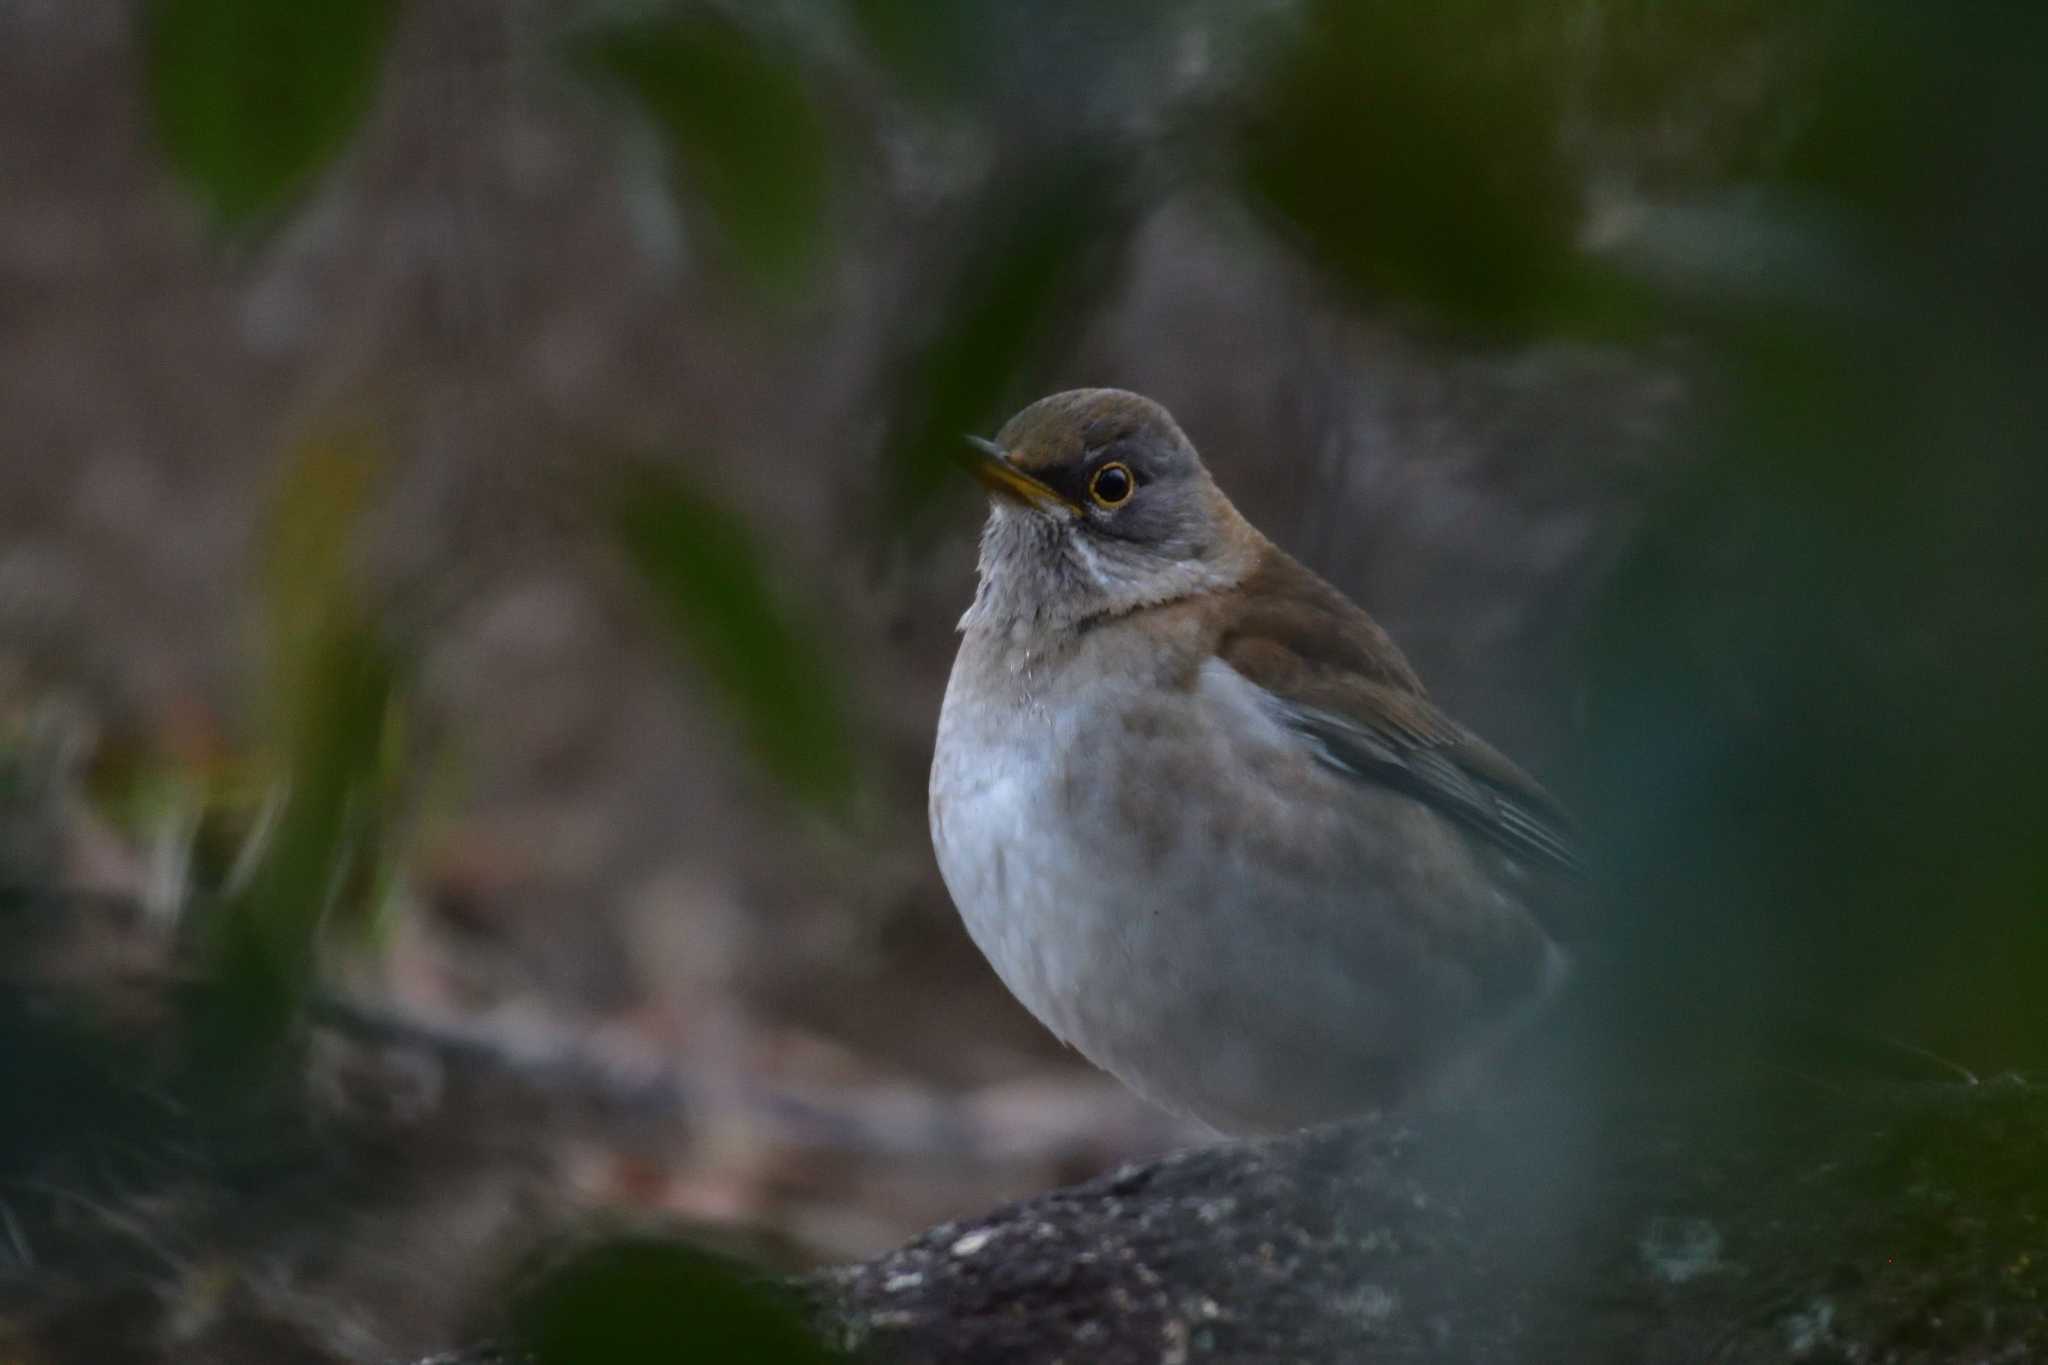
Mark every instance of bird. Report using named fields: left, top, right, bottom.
left=928, top=388, right=1582, bottom=1136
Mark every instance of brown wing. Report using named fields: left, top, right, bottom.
left=1215, top=545, right=1584, bottom=886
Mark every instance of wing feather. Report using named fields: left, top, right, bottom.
left=1211, top=544, right=1584, bottom=890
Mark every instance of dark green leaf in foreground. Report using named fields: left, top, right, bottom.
left=1237, top=0, right=1618, bottom=334
left=512, top=1236, right=833, bottom=1365
left=1569, top=3, right=2048, bottom=1079
left=576, top=16, right=833, bottom=291
left=616, top=468, right=853, bottom=809
left=148, top=0, right=397, bottom=226
left=845, top=0, right=983, bottom=105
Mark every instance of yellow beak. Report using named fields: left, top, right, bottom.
left=962, top=435, right=1079, bottom=514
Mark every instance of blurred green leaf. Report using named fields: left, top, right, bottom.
left=193, top=434, right=407, bottom=1079
left=261, top=432, right=382, bottom=714
left=883, top=154, right=1135, bottom=534
left=1574, top=0, right=1818, bottom=189
left=1570, top=0, right=2048, bottom=1075
left=1765, top=1, right=1980, bottom=234
left=202, top=623, right=398, bottom=1073
left=576, top=15, right=833, bottom=292
left=615, top=467, right=854, bottom=810
left=845, top=0, right=981, bottom=105
left=1237, top=0, right=1625, bottom=334
left=512, top=1236, right=833, bottom=1364
left=1579, top=443, right=2048, bottom=1072
left=148, top=0, right=397, bottom=226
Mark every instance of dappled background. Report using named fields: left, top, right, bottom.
left=3, top=1, right=2046, bottom=1361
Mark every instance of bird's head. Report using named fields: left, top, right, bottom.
left=959, top=389, right=1260, bottom=631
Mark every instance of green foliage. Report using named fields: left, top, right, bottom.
left=1764, top=0, right=2014, bottom=231
left=199, top=622, right=399, bottom=1075
left=1572, top=2, right=2048, bottom=1073
left=1237, top=0, right=1619, bottom=334
left=192, top=435, right=411, bottom=1080
left=147, top=0, right=397, bottom=226
left=882, top=155, right=1136, bottom=535
left=615, top=467, right=854, bottom=810
left=510, top=1236, right=834, bottom=1364
left=575, top=15, right=834, bottom=293
left=844, top=0, right=982, bottom=105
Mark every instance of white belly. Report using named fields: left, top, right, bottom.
left=929, top=648, right=1553, bottom=1134
left=928, top=665, right=1128, bottom=1057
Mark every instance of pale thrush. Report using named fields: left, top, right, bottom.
left=929, top=389, right=1581, bottom=1135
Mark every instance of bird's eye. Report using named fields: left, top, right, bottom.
left=1088, top=461, right=1135, bottom=508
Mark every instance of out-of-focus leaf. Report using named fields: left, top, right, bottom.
left=615, top=467, right=853, bottom=810
left=1569, top=3, right=2048, bottom=1079
left=883, top=153, right=1135, bottom=534
left=192, top=434, right=407, bottom=1079
left=200, top=624, right=397, bottom=1073
left=1574, top=0, right=1820, bottom=190
left=512, top=1236, right=833, bottom=1365
left=845, top=0, right=982, bottom=105
left=1237, top=0, right=1627, bottom=334
left=1765, top=1, right=1985, bottom=236
left=1578, top=429, right=2048, bottom=1073
left=148, top=0, right=397, bottom=226
left=262, top=433, right=381, bottom=717
left=575, top=16, right=833, bottom=291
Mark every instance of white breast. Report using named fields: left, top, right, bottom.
left=928, top=634, right=1559, bottom=1134
left=928, top=653, right=1122, bottom=1053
